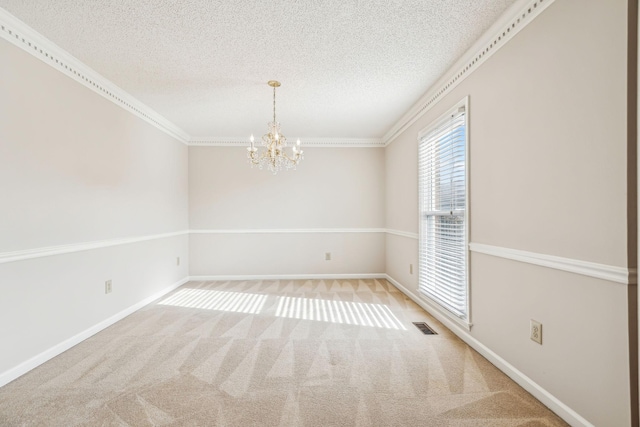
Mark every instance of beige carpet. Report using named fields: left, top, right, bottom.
left=0, top=279, right=568, bottom=426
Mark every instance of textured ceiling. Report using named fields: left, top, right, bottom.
left=1, top=0, right=515, bottom=139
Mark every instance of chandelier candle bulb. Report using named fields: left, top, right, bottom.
left=247, top=81, right=305, bottom=174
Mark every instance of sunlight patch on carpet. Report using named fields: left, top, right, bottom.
left=158, top=288, right=267, bottom=314
left=275, top=296, right=407, bottom=330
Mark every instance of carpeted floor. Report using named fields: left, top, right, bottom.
left=0, top=279, right=568, bottom=426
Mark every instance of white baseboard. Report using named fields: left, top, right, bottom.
left=0, top=272, right=594, bottom=427
left=0, top=276, right=189, bottom=388
left=189, top=273, right=386, bottom=282
left=384, top=274, right=594, bottom=427
left=189, top=228, right=385, bottom=234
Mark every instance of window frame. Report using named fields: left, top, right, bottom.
left=417, top=96, right=471, bottom=330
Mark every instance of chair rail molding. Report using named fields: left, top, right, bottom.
left=0, top=231, right=189, bottom=264
left=470, top=242, right=636, bottom=285
left=385, top=229, right=419, bottom=239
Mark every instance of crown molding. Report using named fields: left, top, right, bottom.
left=1, top=0, right=557, bottom=149
left=189, top=137, right=384, bottom=148
left=0, top=7, right=190, bottom=145
left=382, top=0, right=556, bottom=146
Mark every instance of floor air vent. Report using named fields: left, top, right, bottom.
left=413, top=322, right=437, bottom=335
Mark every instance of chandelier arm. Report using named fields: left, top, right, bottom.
left=248, top=149, right=260, bottom=165
left=280, top=152, right=301, bottom=163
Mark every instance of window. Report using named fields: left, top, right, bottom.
left=418, top=98, right=469, bottom=325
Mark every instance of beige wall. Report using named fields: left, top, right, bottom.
left=189, top=146, right=385, bottom=276
left=190, top=232, right=384, bottom=277
left=1, top=0, right=637, bottom=424
left=0, top=39, right=189, bottom=379
left=385, top=0, right=635, bottom=425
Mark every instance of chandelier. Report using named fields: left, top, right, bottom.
left=247, top=80, right=303, bottom=174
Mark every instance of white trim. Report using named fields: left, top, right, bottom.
left=385, top=229, right=419, bottom=239
left=0, top=229, right=386, bottom=265
left=470, top=243, right=635, bottom=285
left=190, top=228, right=386, bottom=235
left=385, top=275, right=472, bottom=331
left=2, top=229, right=634, bottom=289
left=416, top=97, right=468, bottom=141
left=189, top=274, right=386, bottom=282
left=383, top=0, right=556, bottom=146
left=0, top=276, right=189, bottom=388
left=0, top=231, right=189, bottom=264
left=192, top=228, right=419, bottom=238
left=0, top=0, right=558, bottom=149
left=0, top=7, right=190, bottom=144
left=417, top=96, right=471, bottom=320
left=189, top=137, right=384, bottom=148
left=385, top=274, right=594, bottom=427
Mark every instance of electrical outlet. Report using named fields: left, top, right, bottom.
left=409, top=264, right=413, bottom=274
left=530, top=319, right=542, bottom=344
left=177, top=256, right=180, bottom=266
left=325, top=252, right=331, bottom=261
left=105, top=280, right=112, bottom=294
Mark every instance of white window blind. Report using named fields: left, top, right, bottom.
left=418, top=104, right=468, bottom=320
